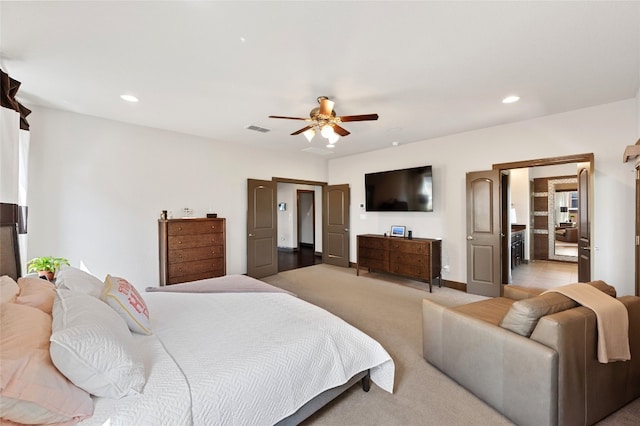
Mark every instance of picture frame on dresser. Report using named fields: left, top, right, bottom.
left=390, top=225, right=406, bottom=237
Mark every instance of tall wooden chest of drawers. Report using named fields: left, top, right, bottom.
left=357, top=234, right=442, bottom=292
left=158, top=218, right=226, bottom=285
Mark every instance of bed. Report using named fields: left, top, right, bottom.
left=0, top=268, right=395, bottom=426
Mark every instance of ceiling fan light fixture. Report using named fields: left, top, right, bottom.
left=303, top=128, right=315, bottom=142
left=320, top=124, right=335, bottom=138
left=328, top=133, right=340, bottom=145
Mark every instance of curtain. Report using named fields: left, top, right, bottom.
left=1, top=68, right=31, bottom=273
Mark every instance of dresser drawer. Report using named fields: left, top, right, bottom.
left=389, top=240, right=427, bottom=254
left=168, top=259, right=224, bottom=278
left=168, top=246, right=224, bottom=264
left=389, top=252, right=428, bottom=267
left=358, top=257, right=387, bottom=271
left=389, top=262, right=426, bottom=279
left=358, top=247, right=389, bottom=261
left=167, top=220, right=224, bottom=236
left=358, top=236, right=389, bottom=250
left=168, top=233, right=224, bottom=249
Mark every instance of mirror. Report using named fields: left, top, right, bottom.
left=548, top=179, right=578, bottom=262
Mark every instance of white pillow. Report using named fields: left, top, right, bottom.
left=50, top=289, right=146, bottom=398
left=101, top=275, right=152, bottom=335
left=55, top=265, right=105, bottom=298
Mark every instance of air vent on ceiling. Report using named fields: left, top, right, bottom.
left=246, top=125, right=271, bottom=133
left=301, top=147, right=334, bottom=156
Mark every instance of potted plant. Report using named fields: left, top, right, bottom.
left=27, top=256, right=70, bottom=281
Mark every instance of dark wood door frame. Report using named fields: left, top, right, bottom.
left=636, top=166, right=639, bottom=296
left=493, top=153, right=595, bottom=282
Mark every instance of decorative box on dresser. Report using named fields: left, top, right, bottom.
left=158, top=218, right=226, bottom=286
left=356, top=234, right=442, bottom=292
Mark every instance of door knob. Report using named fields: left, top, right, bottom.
left=248, top=234, right=255, bottom=237
left=467, top=236, right=474, bottom=240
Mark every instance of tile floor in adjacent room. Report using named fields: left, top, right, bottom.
left=511, top=260, right=579, bottom=290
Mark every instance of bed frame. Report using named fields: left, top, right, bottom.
left=276, top=370, right=370, bottom=425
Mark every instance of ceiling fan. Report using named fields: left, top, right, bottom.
left=269, top=96, right=379, bottom=146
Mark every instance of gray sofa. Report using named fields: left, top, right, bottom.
left=422, top=283, right=640, bottom=426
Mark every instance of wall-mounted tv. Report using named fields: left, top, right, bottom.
left=365, top=165, right=433, bottom=212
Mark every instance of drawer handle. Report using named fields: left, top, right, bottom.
left=178, top=241, right=182, bottom=244
left=178, top=227, right=182, bottom=231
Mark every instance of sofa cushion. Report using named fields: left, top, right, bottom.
left=500, top=281, right=617, bottom=337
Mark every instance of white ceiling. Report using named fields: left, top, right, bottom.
left=1, top=1, right=639, bottom=158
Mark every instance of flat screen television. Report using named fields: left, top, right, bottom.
left=365, top=165, right=433, bottom=212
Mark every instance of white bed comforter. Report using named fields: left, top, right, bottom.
left=84, top=291, right=394, bottom=425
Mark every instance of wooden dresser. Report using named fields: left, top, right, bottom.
left=356, top=234, right=442, bottom=292
left=158, top=218, right=226, bottom=285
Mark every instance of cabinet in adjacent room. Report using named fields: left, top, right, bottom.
left=158, top=218, right=226, bottom=285
left=511, top=225, right=526, bottom=268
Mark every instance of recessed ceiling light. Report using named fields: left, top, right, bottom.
left=391, top=141, right=399, bottom=146
left=120, top=94, right=139, bottom=103
left=502, top=95, right=520, bottom=104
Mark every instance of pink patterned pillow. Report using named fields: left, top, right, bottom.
left=0, top=303, right=94, bottom=424
left=15, top=277, right=56, bottom=314
left=101, top=275, right=152, bottom=335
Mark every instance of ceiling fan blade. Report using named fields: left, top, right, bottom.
left=291, top=125, right=314, bottom=136
left=268, top=115, right=308, bottom=120
left=333, top=125, right=351, bottom=137
left=318, top=98, right=335, bottom=116
left=338, top=113, right=379, bottom=122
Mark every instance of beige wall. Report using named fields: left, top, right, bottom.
left=329, top=99, right=638, bottom=296
left=26, top=99, right=639, bottom=295
left=26, top=107, right=328, bottom=288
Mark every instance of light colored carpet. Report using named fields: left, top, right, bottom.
left=261, top=264, right=640, bottom=426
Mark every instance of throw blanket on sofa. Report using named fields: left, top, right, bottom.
left=544, top=284, right=630, bottom=363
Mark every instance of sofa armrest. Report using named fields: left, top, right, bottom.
left=530, top=296, right=640, bottom=425
left=423, top=299, right=558, bottom=426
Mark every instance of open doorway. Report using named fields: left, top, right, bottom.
left=276, top=183, right=323, bottom=272
left=247, top=177, right=350, bottom=278
left=493, top=153, right=593, bottom=291
left=507, top=165, right=579, bottom=289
